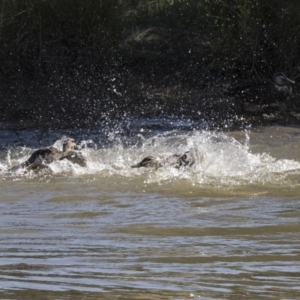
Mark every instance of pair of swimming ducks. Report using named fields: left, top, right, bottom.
left=8, top=138, right=194, bottom=173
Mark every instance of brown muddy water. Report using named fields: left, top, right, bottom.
left=0, top=120, right=300, bottom=300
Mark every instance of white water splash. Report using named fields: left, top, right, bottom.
left=1, top=131, right=300, bottom=185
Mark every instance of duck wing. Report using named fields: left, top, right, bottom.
left=24, top=148, right=54, bottom=166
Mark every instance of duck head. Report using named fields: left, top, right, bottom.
left=131, top=156, right=162, bottom=169
left=62, top=138, right=77, bottom=152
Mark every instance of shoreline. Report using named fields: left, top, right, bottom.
left=1, top=112, right=300, bottom=131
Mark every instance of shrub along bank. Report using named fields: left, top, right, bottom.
left=0, top=0, right=300, bottom=128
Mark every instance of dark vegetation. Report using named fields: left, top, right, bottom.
left=1, top=0, right=300, bottom=128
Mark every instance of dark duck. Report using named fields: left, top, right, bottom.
left=271, top=72, right=295, bottom=95
left=131, top=151, right=195, bottom=170
left=9, top=138, right=87, bottom=173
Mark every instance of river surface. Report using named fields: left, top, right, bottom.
left=0, top=119, right=300, bottom=300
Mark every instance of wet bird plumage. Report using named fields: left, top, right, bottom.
left=131, top=156, right=162, bottom=169
left=9, top=138, right=86, bottom=172
left=131, top=151, right=195, bottom=170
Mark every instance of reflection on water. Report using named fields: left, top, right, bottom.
left=0, top=120, right=300, bottom=299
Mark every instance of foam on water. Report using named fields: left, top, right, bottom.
left=1, top=130, right=300, bottom=186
